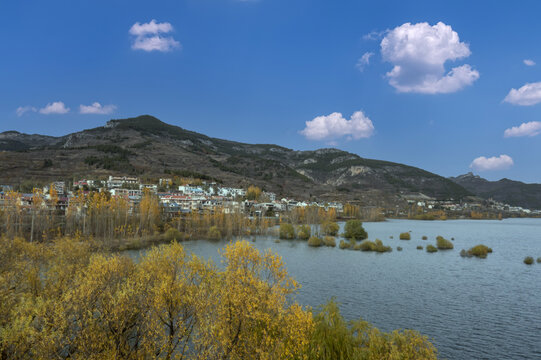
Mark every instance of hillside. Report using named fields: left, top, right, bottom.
left=450, top=173, right=541, bottom=210
left=0, top=115, right=471, bottom=204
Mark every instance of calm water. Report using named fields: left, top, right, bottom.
left=129, top=218, right=541, bottom=359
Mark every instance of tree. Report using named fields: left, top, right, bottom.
left=344, top=220, right=368, bottom=240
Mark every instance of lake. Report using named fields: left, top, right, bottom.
left=129, top=218, right=541, bottom=359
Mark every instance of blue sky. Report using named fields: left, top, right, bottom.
left=1, top=0, right=540, bottom=182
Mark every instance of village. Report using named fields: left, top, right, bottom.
left=1, top=175, right=539, bottom=219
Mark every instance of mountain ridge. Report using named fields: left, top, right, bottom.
left=450, top=172, right=541, bottom=210
left=1, top=115, right=473, bottom=204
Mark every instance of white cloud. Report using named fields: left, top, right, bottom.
left=16, top=106, right=36, bottom=117
left=363, top=30, right=386, bottom=41
left=470, top=155, right=513, bottom=171
left=524, top=59, right=536, bottom=66
left=79, top=102, right=117, bottom=115
left=504, top=121, right=541, bottom=138
left=503, top=82, right=541, bottom=106
left=356, top=52, right=374, bottom=72
left=129, top=19, right=173, bottom=36
left=39, top=101, right=70, bottom=115
left=300, top=111, right=375, bottom=141
left=380, top=22, right=479, bottom=94
left=129, top=20, right=180, bottom=52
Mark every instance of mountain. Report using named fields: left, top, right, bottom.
left=450, top=172, right=541, bottom=210
left=0, top=115, right=471, bottom=204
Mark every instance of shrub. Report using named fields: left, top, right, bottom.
left=208, top=226, right=222, bottom=240
left=344, top=220, right=368, bottom=240
left=426, top=245, right=438, bottom=253
left=306, top=299, right=437, bottom=360
left=279, top=223, right=295, bottom=239
left=339, top=240, right=351, bottom=249
left=164, top=228, right=183, bottom=242
left=297, top=225, right=311, bottom=240
left=322, top=221, right=340, bottom=236
left=422, top=236, right=428, bottom=240
left=396, top=246, right=403, bottom=251
left=436, top=236, right=453, bottom=250
left=399, top=232, right=411, bottom=240
left=463, top=244, right=493, bottom=258
left=323, top=236, right=336, bottom=247
left=308, top=236, right=323, bottom=247
left=524, top=256, right=534, bottom=265
left=358, top=240, right=374, bottom=251
left=416, top=245, right=423, bottom=250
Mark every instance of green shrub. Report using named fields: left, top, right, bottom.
left=524, top=256, right=534, bottom=265
left=416, top=245, right=423, bottom=250
left=164, top=228, right=183, bottom=242
left=279, top=223, right=296, bottom=239
left=426, top=245, right=438, bottom=253
left=308, top=236, right=323, bottom=247
left=462, top=244, right=492, bottom=258
left=208, top=226, right=222, bottom=240
left=322, top=221, right=340, bottom=236
left=396, top=246, right=403, bottom=251
left=323, top=236, right=336, bottom=247
left=297, top=225, right=311, bottom=240
left=344, top=220, right=368, bottom=240
left=436, top=236, right=453, bottom=250
left=339, top=240, right=351, bottom=250
left=422, top=236, right=428, bottom=240
left=399, top=232, right=411, bottom=240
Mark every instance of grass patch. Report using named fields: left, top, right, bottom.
left=422, top=236, right=428, bottom=240
left=339, top=239, right=350, bottom=250
left=357, top=239, right=392, bottom=253
left=308, top=236, right=323, bottom=247
left=460, top=244, right=493, bottom=259
left=416, top=245, right=423, bottom=250
left=426, top=245, right=438, bottom=253
left=436, top=236, right=453, bottom=250
left=399, top=232, right=411, bottom=240
left=524, top=256, right=534, bottom=265
left=323, top=236, right=336, bottom=247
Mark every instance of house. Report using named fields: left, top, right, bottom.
left=107, top=176, right=139, bottom=189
